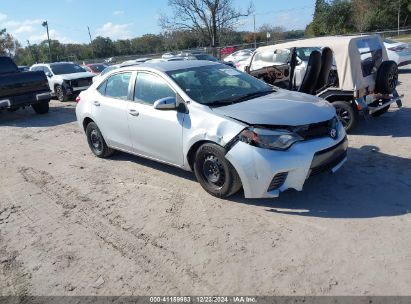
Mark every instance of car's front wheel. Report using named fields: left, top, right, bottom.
left=85, top=122, right=114, bottom=158
left=333, top=100, right=358, bottom=133
left=193, top=143, right=242, bottom=198
left=55, top=85, right=68, bottom=102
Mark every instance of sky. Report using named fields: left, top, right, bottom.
left=0, top=0, right=315, bottom=45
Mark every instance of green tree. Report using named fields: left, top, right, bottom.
left=305, top=0, right=329, bottom=36
left=324, top=0, right=355, bottom=34
left=92, top=36, right=116, bottom=58
left=0, top=28, right=19, bottom=56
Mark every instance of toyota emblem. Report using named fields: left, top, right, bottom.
left=330, top=128, right=337, bottom=139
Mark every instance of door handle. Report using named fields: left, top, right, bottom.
left=93, top=101, right=101, bottom=107
left=128, top=109, right=139, bottom=117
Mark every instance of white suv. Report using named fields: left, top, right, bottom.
left=30, top=62, right=95, bottom=101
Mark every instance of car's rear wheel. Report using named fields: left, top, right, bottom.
left=32, top=101, right=49, bottom=114
left=85, top=122, right=114, bottom=158
left=333, top=100, right=358, bottom=133
left=193, top=143, right=242, bottom=198
left=56, top=85, right=68, bottom=102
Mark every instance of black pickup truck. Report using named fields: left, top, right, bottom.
left=0, top=56, right=51, bottom=114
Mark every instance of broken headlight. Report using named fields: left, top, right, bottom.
left=239, top=128, right=303, bottom=151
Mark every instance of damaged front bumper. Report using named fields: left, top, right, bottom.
left=225, top=121, right=347, bottom=198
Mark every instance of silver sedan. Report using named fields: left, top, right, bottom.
left=76, top=61, right=347, bottom=198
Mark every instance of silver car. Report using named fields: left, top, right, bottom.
left=76, top=61, right=347, bottom=198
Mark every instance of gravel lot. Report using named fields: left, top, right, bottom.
left=1, top=66, right=410, bottom=296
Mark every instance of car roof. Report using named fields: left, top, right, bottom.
left=129, top=60, right=220, bottom=72
left=33, top=62, right=75, bottom=66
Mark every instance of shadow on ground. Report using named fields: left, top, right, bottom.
left=111, top=144, right=411, bottom=219
left=230, top=145, right=411, bottom=219
left=351, top=106, right=411, bottom=137
left=0, top=101, right=76, bottom=127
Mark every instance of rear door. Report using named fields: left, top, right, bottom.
left=92, top=71, right=133, bottom=151
left=127, top=71, right=184, bottom=166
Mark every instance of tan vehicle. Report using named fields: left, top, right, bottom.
left=246, top=35, right=402, bottom=132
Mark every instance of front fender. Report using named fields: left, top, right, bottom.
left=182, top=104, right=246, bottom=169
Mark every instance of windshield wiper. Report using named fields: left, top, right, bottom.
left=230, top=90, right=274, bottom=103
left=206, top=90, right=274, bottom=107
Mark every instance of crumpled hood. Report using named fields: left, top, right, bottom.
left=57, top=72, right=95, bottom=81
left=211, top=89, right=336, bottom=126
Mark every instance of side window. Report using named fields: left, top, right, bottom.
left=97, top=80, right=107, bottom=95
left=44, top=67, right=52, bottom=75
left=134, top=73, right=175, bottom=105
left=104, top=72, right=132, bottom=100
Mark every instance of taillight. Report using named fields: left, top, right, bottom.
left=75, top=96, right=81, bottom=103
left=388, top=46, right=405, bottom=52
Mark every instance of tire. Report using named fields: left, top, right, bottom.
left=32, top=101, right=49, bottom=114
left=333, top=100, right=358, bottom=133
left=55, top=85, right=68, bottom=102
left=85, top=122, right=114, bottom=158
left=375, top=61, right=398, bottom=94
left=193, top=143, right=242, bottom=198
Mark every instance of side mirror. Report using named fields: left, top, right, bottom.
left=46, top=72, right=52, bottom=78
left=244, top=65, right=250, bottom=74
left=153, top=97, right=177, bottom=110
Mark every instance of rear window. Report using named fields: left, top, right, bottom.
left=102, top=72, right=132, bottom=100
left=0, top=57, right=18, bottom=74
left=90, top=64, right=107, bottom=72
left=356, top=37, right=384, bottom=77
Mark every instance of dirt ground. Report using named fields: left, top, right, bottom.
left=0, top=66, right=410, bottom=297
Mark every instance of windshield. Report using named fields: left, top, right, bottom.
left=167, top=64, right=273, bottom=106
left=50, top=63, right=86, bottom=75
left=90, top=64, right=107, bottom=72
left=296, top=47, right=321, bottom=61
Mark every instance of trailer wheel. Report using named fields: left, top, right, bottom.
left=375, top=61, right=398, bottom=94
left=333, top=101, right=358, bottom=133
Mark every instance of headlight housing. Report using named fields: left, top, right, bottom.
left=239, top=128, right=303, bottom=151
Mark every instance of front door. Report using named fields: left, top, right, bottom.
left=127, top=72, right=184, bottom=166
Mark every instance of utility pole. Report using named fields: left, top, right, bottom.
left=397, top=0, right=401, bottom=36
left=253, top=14, right=257, bottom=49
left=27, top=40, right=34, bottom=62
left=87, top=26, right=95, bottom=58
left=42, top=21, right=52, bottom=62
